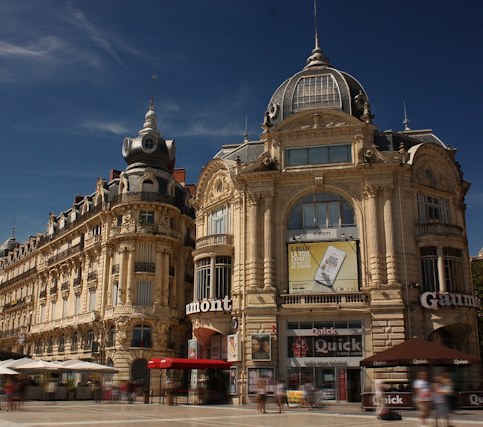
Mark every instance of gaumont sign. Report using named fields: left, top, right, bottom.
left=420, top=292, right=481, bottom=309
left=185, top=296, right=232, bottom=315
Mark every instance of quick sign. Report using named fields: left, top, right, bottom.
left=186, top=296, right=232, bottom=315
left=420, top=292, right=480, bottom=309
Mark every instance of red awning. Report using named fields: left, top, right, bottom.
left=148, top=357, right=232, bottom=370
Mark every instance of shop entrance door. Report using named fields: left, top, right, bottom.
left=346, top=368, right=361, bottom=402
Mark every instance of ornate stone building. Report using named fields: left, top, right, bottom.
left=0, top=101, right=196, bottom=389
left=187, top=36, right=480, bottom=403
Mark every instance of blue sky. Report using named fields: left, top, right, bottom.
left=1, top=0, right=482, bottom=255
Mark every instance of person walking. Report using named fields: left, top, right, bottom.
left=413, top=371, right=432, bottom=426
left=433, top=374, right=452, bottom=427
left=375, top=379, right=386, bottom=418
left=256, top=377, right=267, bottom=413
left=275, top=379, right=287, bottom=413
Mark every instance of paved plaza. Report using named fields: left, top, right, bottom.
left=0, top=401, right=482, bottom=427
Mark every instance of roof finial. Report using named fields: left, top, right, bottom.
left=11, top=212, right=16, bottom=238
left=244, top=115, right=249, bottom=143
left=403, top=101, right=411, bottom=131
left=151, top=73, right=158, bottom=105
left=305, top=0, right=329, bottom=69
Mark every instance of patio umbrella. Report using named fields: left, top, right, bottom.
left=2, top=357, right=35, bottom=369
left=60, top=359, right=118, bottom=373
left=360, top=338, right=481, bottom=367
left=0, top=366, right=19, bottom=375
left=16, top=359, right=65, bottom=372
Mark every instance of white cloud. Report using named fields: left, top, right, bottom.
left=0, top=36, right=59, bottom=58
left=81, top=120, right=130, bottom=135
left=65, top=5, right=126, bottom=68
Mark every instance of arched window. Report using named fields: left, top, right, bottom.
left=142, top=179, right=156, bottom=192
left=288, top=192, right=354, bottom=230
left=59, top=334, right=65, bottom=353
left=47, top=336, right=54, bottom=353
left=131, top=325, right=152, bottom=348
left=86, top=330, right=95, bottom=350
left=71, top=332, right=78, bottom=351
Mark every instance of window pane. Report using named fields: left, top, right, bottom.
left=314, top=203, right=327, bottom=228
left=287, top=148, right=307, bottom=166
left=302, top=204, right=314, bottom=228
left=308, top=147, right=328, bottom=165
left=328, top=202, right=340, bottom=227
left=329, top=145, right=351, bottom=163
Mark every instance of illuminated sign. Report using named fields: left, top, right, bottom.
left=288, top=241, right=359, bottom=293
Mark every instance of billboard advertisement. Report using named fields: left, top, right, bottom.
left=288, top=241, right=359, bottom=293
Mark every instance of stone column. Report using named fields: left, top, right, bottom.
left=162, top=251, right=170, bottom=306
left=263, top=194, right=274, bottom=289
left=154, top=246, right=163, bottom=305
left=126, top=247, right=134, bottom=305
left=118, top=249, right=126, bottom=305
left=383, top=187, right=398, bottom=285
left=247, top=193, right=259, bottom=289
left=363, top=184, right=383, bottom=286
left=437, top=246, right=446, bottom=293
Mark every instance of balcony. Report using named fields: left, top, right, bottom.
left=30, top=311, right=98, bottom=333
left=47, top=242, right=84, bottom=266
left=0, top=267, right=37, bottom=287
left=280, top=292, right=368, bottom=307
left=415, top=222, right=464, bottom=239
left=196, top=234, right=233, bottom=249
left=110, top=192, right=175, bottom=206
left=134, top=262, right=155, bottom=273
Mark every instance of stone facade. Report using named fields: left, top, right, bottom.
left=0, top=102, right=196, bottom=392
left=187, top=40, right=480, bottom=403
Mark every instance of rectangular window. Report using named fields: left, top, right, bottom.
left=443, top=247, right=465, bottom=293
left=75, top=295, right=80, bottom=315
left=62, top=298, right=68, bottom=318
left=420, top=247, right=439, bottom=293
left=89, top=289, right=96, bottom=311
left=215, top=256, right=232, bottom=298
left=286, top=144, right=352, bottom=167
left=112, top=282, right=119, bottom=306
left=140, top=211, right=155, bottom=224
left=417, top=194, right=450, bottom=223
left=40, top=305, right=45, bottom=323
left=136, top=281, right=153, bottom=306
left=208, top=206, right=230, bottom=235
left=196, top=258, right=211, bottom=300
left=50, top=301, right=55, bottom=321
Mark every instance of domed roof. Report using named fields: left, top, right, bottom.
left=266, top=42, right=372, bottom=126
left=122, top=100, right=172, bottom=172
left=0, top=236, right=18, bottom=256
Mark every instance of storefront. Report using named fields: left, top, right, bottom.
left=285, top=320, right=363, bottom=402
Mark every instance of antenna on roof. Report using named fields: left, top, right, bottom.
left=305, top=0, right=329, bottom=68
left=313, top=0, right=319, bottom=50
left=403, top=101, right=411, bottom=131
left=244, top=115, right=249, bottom=143
left=11, top=209, right=16, bottom=238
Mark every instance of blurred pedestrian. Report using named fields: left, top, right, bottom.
left=256, top=376, right=267, bottom=413
left=413, top=371, right=432, bottom=426
left=433, top=374, right=452, bottom=427
left=275, top=379, right=287, bottom=413
left=375, top=379, right=386, bottom=418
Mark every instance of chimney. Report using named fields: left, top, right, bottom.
left=173, top=168, right=186, bottom=186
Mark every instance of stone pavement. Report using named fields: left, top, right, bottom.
left=0, top=400, right=481, bottom=427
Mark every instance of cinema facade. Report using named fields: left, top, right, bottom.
left=186, top=40, right=481, bottom=403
